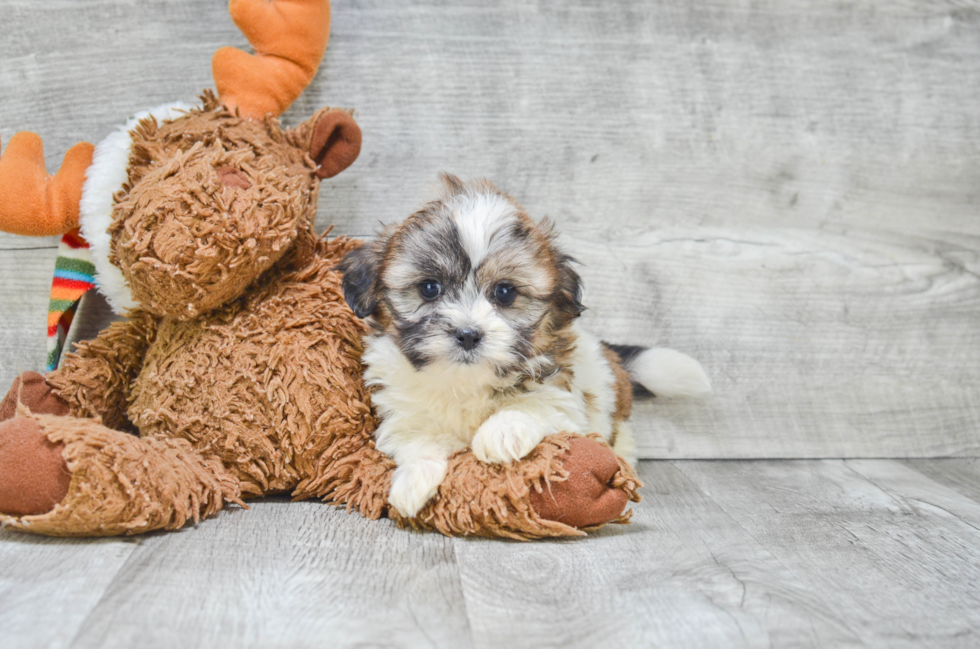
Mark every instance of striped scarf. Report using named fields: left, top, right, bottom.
left=46, top=229, right=96, bottom=371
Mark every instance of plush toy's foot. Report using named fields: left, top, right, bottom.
left=0, top=371, right=70, bottom=421
left=0, top=413, right=242, bottom=536
left=528, top=436, right=630, bottom=529
left=0, top=417, right=71, bottom=516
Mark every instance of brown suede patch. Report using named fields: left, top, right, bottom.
left=528, top=435, right=632, bottom=529
left=0, top=417, right=70, bottom=516
left=309, top=109, right=362, bottom=179
left=0, top=371, right=70, bottom=422
left=217, top=166, right=252, bottom=189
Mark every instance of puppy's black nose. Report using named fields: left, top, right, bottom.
left=454, top=328, right=482, bottom=351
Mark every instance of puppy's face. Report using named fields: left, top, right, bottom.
left=340, top=175, right=583, bottom=377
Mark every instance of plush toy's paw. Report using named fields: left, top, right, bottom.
left=0, top=371, right=70, bottom=422
left=472, top=410, right=548, bottom=464
left=388, top=457, right=448, bottom=518
left=529, top=436, right=630, bottom=528
left=0, top=417, right=71, bottom=516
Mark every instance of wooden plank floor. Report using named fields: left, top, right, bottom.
left=3, top=459, right=979, bottom=648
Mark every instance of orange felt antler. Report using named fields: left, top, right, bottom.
left=0, top=133, right=94, bottom=237
left=213, top=0, right=332, bottom=120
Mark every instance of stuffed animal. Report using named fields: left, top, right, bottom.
left=0, top=0, right=640, bottom=539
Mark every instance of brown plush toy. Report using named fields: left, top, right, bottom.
left=0, top=0, right=640, bottom=539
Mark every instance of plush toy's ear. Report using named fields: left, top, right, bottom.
left=337, top=242, right=382, bottom=318
left=303, top=109, right=362, bottom=179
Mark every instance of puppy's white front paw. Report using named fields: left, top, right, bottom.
left=472, top=410, right=548, bottom=464
left=388, top=457, right=448, bottom=518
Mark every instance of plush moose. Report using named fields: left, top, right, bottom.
left=0, top=0, right=640, bottom=538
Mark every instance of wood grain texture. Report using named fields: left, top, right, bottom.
left=453, top=461, right=863, bottom=648
left=675, top=459, right=980, bottom=647
left=2, top=1, right=979, bottom=457
left=2, top=461, right=980, bottom=647
left=69, top=498, right=472, bottom=649
left=849, top=458, right=980, bottom=530
left=574, top=227, right=980, bottom=458
left=0, top=248, right=59, bottom=391
left=904, top=459, right=980, bottom=504
left=0, top=530, right=137, bottom=648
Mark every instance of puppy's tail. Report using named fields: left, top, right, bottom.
left=604, top=344, right=712, bottom=398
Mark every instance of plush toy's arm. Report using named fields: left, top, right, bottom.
left=398, top=433, right=642, bottom=539
left=45, top=309, right=158, bottom=431
left=316, top=432, right=641, bottom=540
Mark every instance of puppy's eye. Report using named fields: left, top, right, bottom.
left=419, top=280, right=442, bottom=300
left=493, top=283, right=517, bottom=306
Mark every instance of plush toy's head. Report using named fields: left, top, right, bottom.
left=108, top=95, right=360, bottom=318
left=0, top=0, right=361, bottom=320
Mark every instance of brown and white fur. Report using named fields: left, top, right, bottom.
left=339, top=175, right=710, bottom=517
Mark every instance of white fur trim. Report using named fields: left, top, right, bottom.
left=79, top=101, right=197, bottom=313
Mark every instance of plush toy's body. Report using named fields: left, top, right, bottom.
left=0, top=0, right=640, bottom=539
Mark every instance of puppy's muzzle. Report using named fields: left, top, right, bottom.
left=454, top=328, right=482, bottom=351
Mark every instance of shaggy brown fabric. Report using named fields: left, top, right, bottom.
left=0, top=371, right=69, bottom=421
left=19, top=230, right=642, bottom=538
left=48, top=310, right=158, bottom=432
left=0, top=413, right=241, bottom=536
left=0, top=417, right=70, bottom=516
left=111, top=95, right=319, bottom=319
left=124, top=231, right=374, bottom=498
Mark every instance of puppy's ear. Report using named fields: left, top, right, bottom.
left=553, top=254, right=585, bottom=317
left=337, top=242, right=382, bottom=318
left=439, top=172, right=465, bottom=196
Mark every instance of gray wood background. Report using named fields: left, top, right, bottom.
left=1, top=0, right=978, bottom=460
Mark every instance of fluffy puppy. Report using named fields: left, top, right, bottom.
left=339, top=175, right=710, bottom=517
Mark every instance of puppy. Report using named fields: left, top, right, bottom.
left=339, top=175, right=710, bottom=518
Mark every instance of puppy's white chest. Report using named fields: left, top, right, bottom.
left=362, top=335, right=507, bottom=446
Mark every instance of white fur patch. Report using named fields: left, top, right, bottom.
left=611, top=421, right=638, bottom=467
left=79, top=101, right=196, bottom=313
left=451, top=192, right=516, bottom=268
left=471, top=409, right=550, bottom=464
left=388, top=456, right=449, bottom=518
left=569, top=325, right=619, bottom=439
left=629, top=348, right=712, bottom=397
